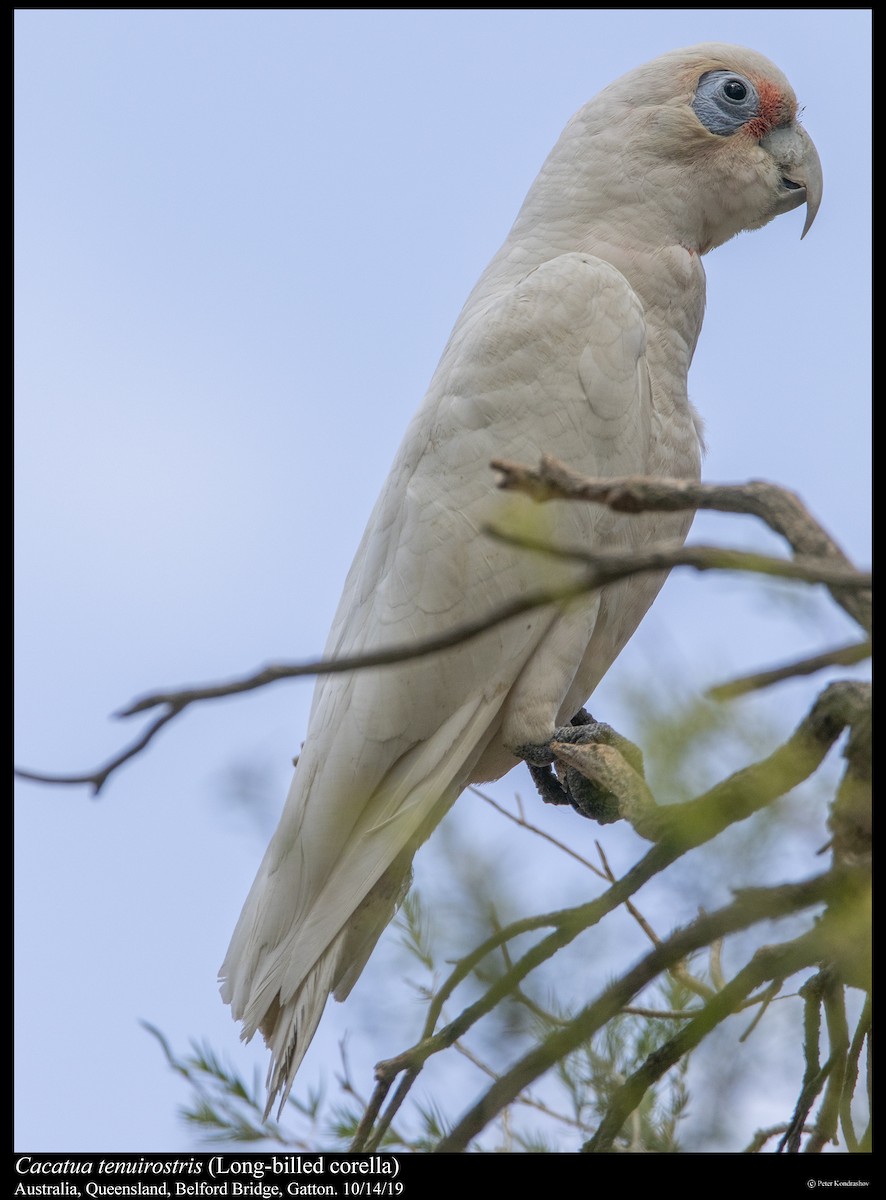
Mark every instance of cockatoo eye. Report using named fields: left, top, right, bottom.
left=691, top=70, right=759, bottom=135
left=723, top=78, right=748, bottom=102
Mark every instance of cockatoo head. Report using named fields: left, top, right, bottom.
left=542, top=43, right=822, bottom=256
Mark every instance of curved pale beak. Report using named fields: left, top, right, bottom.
left=760, top=123, right=823, bottom=238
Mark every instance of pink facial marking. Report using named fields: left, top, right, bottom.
left=744, top=77, right=797, bottom=139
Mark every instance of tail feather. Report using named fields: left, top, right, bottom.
left=260, top=929, right=346, bottom=1118
left=220, top=694, right=501, bottom=1111
left=332, top=855, right=413, bottom=1002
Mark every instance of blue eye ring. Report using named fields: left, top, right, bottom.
left=692, top=70, right=759, bottom=136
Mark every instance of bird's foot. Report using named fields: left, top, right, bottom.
left=517, top=709, right=648, bottom=826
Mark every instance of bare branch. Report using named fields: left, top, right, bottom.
left=780, top=968, right=838, bottom=1152
left=647, top=680, right=871, bottom=850
left=14, top=707, right=183, bottom=796
left=485, top=525, right=871, bottom=593
left=436, top=873, right=837, bottom=1152
left=804, top=973, right=850, bottom=1153
left=361, top=829, right=693, bottom=1138
left=744, top=1123, right=814, bottom=1153
left=11, top=579, right=603, bottom=793
left=583, top=932, right=826, bottom=1153
left=492, top=456, right=872, bottom=633
left=355, top=1067, right=420, bottom=1153
left=452, top=1041, right=587, bottom=1132
left=472, top=787, right=609, bottom=879
left=739, top=979, right=783, bottom=1042
left=621, top=1005, right=696, bottom=1020
left=840, top=994, right=872, bottom=1153
left=356, top=840, right=686, bottom=1147
left=594, top=840, right=713, bottom=1002
left=707, top=639, right=872, bottom=701
left=350, top=1076, right=396, bottom=1154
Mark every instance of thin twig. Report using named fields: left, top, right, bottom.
left=621, top=1006, right=696, bottom=1020
left=452, top=1041, right=586, bottom=1132
left=15, top=579, right=596, bottom=792
left=839, top=994, right=871, bottom=1153
left=738, top=979, right=783, bottom=1042
left=350, top=1077, right=395, bottom=1152
left=583, top=929, right=829, bottom=1153
left=707, top=639, right=872, bottom=701
left=436, top=874, right=837, bottom=1152
left=804, top=975, right=850, bottom=1152
left=484, top=525, right=871, bottom=592
left=781, top=969, right=829, bottom=1151
left=492, top=457, right=872, bottom=633
left=744, top=1123, right=814, bottom=1153
left=709, top=936, right=725, bottom=992
left=359, top=1068, right=420, bottom=1153
left=473, top=787, right=608, bottom=879
left=14, top=707, right=183, bottom=796
left=595, top=840, right=713, bottom=1001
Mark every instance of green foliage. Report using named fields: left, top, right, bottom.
left=143, top=1023, right=294, bottom=1145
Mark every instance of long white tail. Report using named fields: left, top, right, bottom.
left=220, top=691, right=500, bottom=1114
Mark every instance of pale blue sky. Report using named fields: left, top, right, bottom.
left=15, top=9, right=870, bottom=1151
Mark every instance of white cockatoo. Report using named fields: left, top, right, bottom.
left=221, top=43, right=821, bottom=1111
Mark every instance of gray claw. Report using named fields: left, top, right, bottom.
left=519, top=713, right=645, bottom=824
